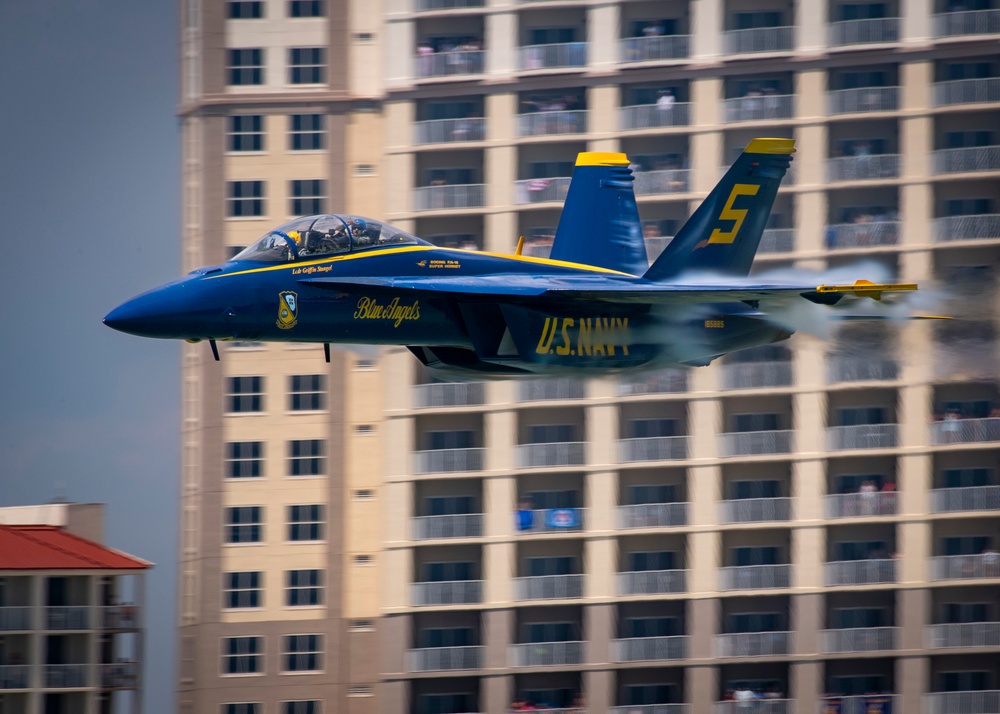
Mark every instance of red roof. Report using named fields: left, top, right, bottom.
left=0, top=525, right=151, bottom=571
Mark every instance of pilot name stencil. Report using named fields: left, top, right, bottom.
left=535, top=316, right=630, bottom=357
left=354, top=296, right=421, bottom=328
left=292, top=264, right=333, bottom=276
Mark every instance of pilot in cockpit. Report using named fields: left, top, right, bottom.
left=350, top=219, right=372, bottom=248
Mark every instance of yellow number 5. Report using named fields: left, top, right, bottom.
left=709, top=183, right=759, bottom=244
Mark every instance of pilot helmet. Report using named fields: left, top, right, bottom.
left=287, top=230, right=303, bottom=245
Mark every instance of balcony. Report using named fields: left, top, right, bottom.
left=933, top=214, right=1000, bottom=243
left=407, top=645, right=483, bottom=672
left=45, top=606, right=89, bottom=630
left=719, top=564, right=791, bottom=590
left=721, top=362, right=792, bottom=390
left=509, top=640, right=582, bottom=667
left=723, top=94, right=793, bottom=123
left=620, top=103, right=691, bottom=131
left=518, top=378, right=584, bottom=401
left=617, top=503, right=688, bottom=529
left=930, top=417, right=1000, bottom=445
left=412, top=514, right=483, bottom=540
left=45, top=664, right=87, bottom=688
left=825, top=491, right=897, bottom=518
left=0, top=606, right=31, bottom=631
left=934, top=9, right=1000, bottom=36
left=723, top=27, right=794, bottom=54
left=931, top=485, right=1000, bottom=513
left=514, top=574, right=584, bottom=600
left=715, top=702, right=790, bottom=714
left=413, top=448, right=484, bottom=474
left=821, top=626, right=897, bottom=653
left=618, top=369, right=687, bottom=396
left=825, top=558, right=897, bottom=585
left=715, top=631, right=789, bottom=657
left=413, top=184, right=484, bottom=211
left=633, top=169, right=691, bottom=196
left=613, top=635, right=687, bottom=662
left=933, top=146, right=1000, bottom=175
left=516, top=442, right=585, bottom=468
left=516, top=508, right=584, bottom=534
left=101, top=605, right=139, bottom=630
left=612, top=706, right=689, bottom=714
left=619, top=436, right=688, bottom=462
left=718, top=430, right=793, bottom=457
left=825, top=221, right=899, bottom=249
left=413, top=381, right=485, bottom=408
left=617, top=569, right=687, bottom=596
left=619, top=35, right=690, bottom=63
left=0, top=665, right=28, bottom=690
left=719, top=497, right=791, bottom=524
left=930, top=553, right=1000, bottom=581
left=514, top=177, right=572, bottom=205
left=928, top=622, right=1000, bottom=649
left=519, top=42, right=587, bottom=71
left=829, top=17, right=899, bottom=45
left=759, top=228, right=794, bottom=253
left=933, top=77, right=1000, bottom=106
left=414, top=51, right=485, bottom=79
left=414, top=117, right=485, bottom=145
left=517, top=110, right=587, bottom=137
left=822, top=696, right=897, bottom=714
left=827, top=154, right=900, bottom=182
left=415, top=0, right=484, bottom=9
left=827, top=356, right=898, bottom=383
left=828, top=86, right=899, bottom=114
left=411, top=580, right=482, bottom=606
left=100, top=661, right=138, bottom=689
left=924, top=691, right=1000, bottom=714
left=826, top=424, right=899, bottom=450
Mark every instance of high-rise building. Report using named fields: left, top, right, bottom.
left=179, top=0, right=1000, bottom=713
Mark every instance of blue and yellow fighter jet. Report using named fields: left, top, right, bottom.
left=105, top=138, right=916, bottom=376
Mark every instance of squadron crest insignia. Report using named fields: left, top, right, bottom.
left=277, top=291, right=298, bottom=329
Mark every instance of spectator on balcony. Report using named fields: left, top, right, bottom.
left=642, top=20, right=665, bottom=36
left=742, top=87, right=763, bottom=120
left=657, top=89, right=676, bottom=122
left=983, top=546, right=999, bottom=576
left=516, top=497, right=535, bottom=531
left=734, top=685, right=756, bottom=708
left=943, top=408, right=961, bottom=441
left=860, top=479, right=878, bottom=514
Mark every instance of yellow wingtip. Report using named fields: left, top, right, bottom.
left=745, top=138, right=796, bottom=155
left=576, top=151, right=630, bottom=167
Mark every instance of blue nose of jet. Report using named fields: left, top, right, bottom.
left=104, top=279, right=204, bottom=339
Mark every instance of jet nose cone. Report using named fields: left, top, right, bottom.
left=104, top=296, right=158, bottom=336
left=104, top=280, right=200, bottom=339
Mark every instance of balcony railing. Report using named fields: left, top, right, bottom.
left=617, top=503, right=688, bottom=529
left=933, top=146, right=1000, bottom=175
left=827, top=154, right=900, bottom=182
left=721, top=361, right=792, bottom=390
left=931, top=485, right=1000, bottom=513
left=715, top=702, right=791, bottom=714
left=825, top=221, right=899, bottom=249
left=46, top=606, right=89, bottom=630
left=924, top=691, right=1000, bottom=714
left=514, top=574, right=584, bottom=600
left=825, top=558, right=897, bottom=585
left=101, top=605, right=139, bottom=630
left=718, top=430, right=792, bottom=457
left=930, top=553, right=1000, bottom=581
left=613, top=635, right=687, bottom=662
left=822, top=696, right=898, bottom=714
left=45, top=664, right=88, bottom=688
left=618, top=369, right=687, bottom=396
left=715, top=631, right=789, bottom=657
left=720, top=497, right=791, bottom=524
left=723, top=94, right=793, bottom=123
left=618, top=569, right=687, bottom=595
left=633, top=169, right=691, bottom=196
left=516, top=442, right=585, bottom=468
left=413, top=381, right=484, bottom=408
left=0, top=665, right=28, bottom=690
left=619, top=436, right=688, bottom=462
left=827, top=356, right=898, bottom=383
left=759, top=228, right=794, bottom=253
left=518, top=378, right=584, bottom=401
left=412, top=513, right=483, bottom=540
left=414, top=51, right=485, bottom=79
left=411, top=580, right=482, bottom=606
left=825, top=491, right=897, bottom=518
left=413, top=184, right=484, bottom=211
left=519, top=42, right=587, bottom=70
left=620, top=103, right=690, bottom=131
left=0, top=606, right=31, bottom=631
left=516, top=508, right=585, bottom=534
left=933, top=214, right=1000, bottom=243
left=413, top=448, right=484, bottom=474
left=719, top=564, right=791, bottom=590
left=821, top=626, right=897, bottom=653
left=826, top=424, right=898, bottom=450
left=509, top=640, right=582, bottom=667
left=517, top=110, right=587, bottom=137
left=100, top=661, right=138, bottom=689
left=619, top=35, right=690, bottom=63
left=407, top=645, right=483, bottom=672
left=933, top=77, right=1000, bottom=106
left=514, top=176, right=572, bottom=204
left=723, top=26, right=794, bottom=54
left=934, top=9, right=1000, bottom=36
left=930, top=417, right=1000, bottom=445
left=928, top=622, right=1000, bottom=649
left=829, top=17, right=899, bottom=45
left=415, top=0, right=483, bottom=9
left=828, top=86, right=899, bottom=114
left=414, top=117, right=485, bottom=145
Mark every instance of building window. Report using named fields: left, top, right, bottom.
left=228, top=115, right=264, bottom=152
left=225, top=441, right=264, bottom=478
left=288, top=0, right=324, bottom=17
left=226, top=181, right=265, bottom=218
left=223, top=571, right=263, bottom=608
left=227, top=1, right=263, bottom=18
left=290, top=114, right=325, bottom=151
left=282, top=634, right=323, bottom=672
left=289, top=180, right=326, bottom=217
left=226, top=376, right=264, bottom=412
left=289, top=375, right=326, bottom=411
left=354, top=555, right=372, bottom=565
left=286, top=569, right=323, bottom=606
left=281, top=703, right=319, bottom=714
left=354, top=489, right=374, bottom=500
left=355, top=424, right=374, bottom=434
left=288, top=504, right=325, bottom=541
left=225, top=506, right=263, bottom=543
left=227, top=49, right=264, bottom=86
left=289, top=48, right=325, bottom=85
left=222, top=636, right=263, bottom=675
left=353, top=164, right=376, bottom=177
left=350, top=620, right=373, bottom=631
left=223, top=705, right=261, bottom=714
left=288, top=440, right=325, bottom=476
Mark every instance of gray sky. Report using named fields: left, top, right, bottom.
left=0, top=2, right=180, bottom=712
